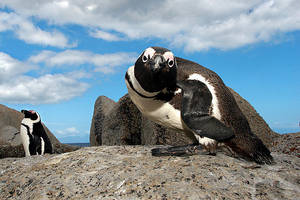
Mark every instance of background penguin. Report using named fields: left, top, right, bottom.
left=125, top=46, right=273, bottom=164
left=20, top=110, right=53, bottom=157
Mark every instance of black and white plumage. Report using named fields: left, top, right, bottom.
left=20, top=110, right=53, bottom=157
left=125, top=46, right=273, bottom=164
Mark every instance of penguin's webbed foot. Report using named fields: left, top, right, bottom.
left=151, top=144, right=211, bottom=157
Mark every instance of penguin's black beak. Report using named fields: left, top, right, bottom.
left=149, top=55, right=167, bottom=72
left=21, top=110, right=25, bottom=114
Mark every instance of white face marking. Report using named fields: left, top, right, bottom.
left=20, top=125, right=31, bottom=157
left=163, top=51, right=175, bottom=68
left=21, top=111, right=41, bottom=132
left=188, top=73, right=221, bottom=120
left=30, top=112, right=41, bottom=124
left=142, top=47, right=155, bottom=62
left=126, top=65, right=160, bottom=98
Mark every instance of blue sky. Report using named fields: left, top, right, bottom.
left=0, top=1, right=299, bottom=143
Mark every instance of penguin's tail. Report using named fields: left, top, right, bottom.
left=224, top=133, right=274, bottom=165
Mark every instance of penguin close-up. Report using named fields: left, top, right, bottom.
left=125, top=46, right=273, bottom=164
left=20, top=110, right=53, bottom=157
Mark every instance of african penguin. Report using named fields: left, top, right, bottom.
left=20, top=110, right=53, bottom=157
left=125, top=46, right=273, bottom=164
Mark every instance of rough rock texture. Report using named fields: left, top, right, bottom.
left=0, top=104, right=23, bottom=146
left=90, top=89, right=278, bottom=147
left=0, top=104, right=79, bottom=158
left=90, top=96, right=116, bottom=146
left=0, top=146, right=299, bottom=200
left=271, top=132, right=300, bottom=158
left=228, top=88, right=279, bottom=148
left=101, top=94, right=143, bottom=145
left=98, top=94, right=193, bottom=146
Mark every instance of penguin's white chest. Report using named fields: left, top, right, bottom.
left=127, top=84, right=184, bottom=131
left=21, top=118, right=34, bottom=134
left=125, top=66, right=184, bottom=131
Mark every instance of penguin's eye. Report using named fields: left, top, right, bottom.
left=142, top=55, right=148, bottom=63
left=168, top=59, right=174, bottom=67
left=163, top=51, right=175, bottom=68
left=142, top=47, right=155, bottom=63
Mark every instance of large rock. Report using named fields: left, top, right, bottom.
left=102, top=94, right=143, bottom=145
left=0, top=146, right=299, bottom=199
left=90, top=96, right=116, bottom=146
left=90, top=88, right=278, bottom=147
left=0, top=104, right=79, bottom=158
left=228, top=88, right=279, bottom=148
left=0, top=104, right=23, bottom=146
left=95, top=94, right=193, bottom=146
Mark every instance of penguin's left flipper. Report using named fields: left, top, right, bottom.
left=177, top=80, right=234, bottom=141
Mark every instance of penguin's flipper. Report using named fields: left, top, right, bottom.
left=38, top=123, right=53, bottom=154
left=177, top=80, right=234, bottom=141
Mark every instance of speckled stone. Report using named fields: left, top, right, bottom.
left=1, top=146, right=299, bottom=200
left=271, top=132, right=300, bottom=158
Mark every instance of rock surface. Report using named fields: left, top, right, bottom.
left=0, top=104, right=79, bottom=158
left=0, top=104, right=24, bottom=146
left=90, top=89, right=278, bottom=147
left=271, top=132, right=300, bottom=158
left=90, top=96, right=116, bottom=146
left=0, top=146, right=299, bottom=200
left=228, top=88, right=279, bottom=148
left=97, top=94, right=194, bottom=146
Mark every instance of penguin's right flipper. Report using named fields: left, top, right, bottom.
left=177, top=80, right=234, bottom=141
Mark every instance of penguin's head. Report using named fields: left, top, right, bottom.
left=134, top=46, right=177, bottom=93
left=21, top=110, right=41, bottom=123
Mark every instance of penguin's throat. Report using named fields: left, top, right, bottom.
left=126, top=66, right=161, bottom=98
left=134, top=66, right=168, bottom=93
left=137, top=74, right=165, bottom=93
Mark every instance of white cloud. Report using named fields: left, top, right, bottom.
left=29, top=50, right=137, bottom=74
left=0, top=49, right=135, bottom=104
left=29, top=50, right=90, bottom=66
left=54, top=126, right=89, bottom=143
left=271, top=121, right=299, bottom=129
left=56, top=127, right=80, bottom=136
left=0, top=73, right=89, bottom=104
left=1, top=0, right=300, bottom=51
left=0, top=52, right=35, bottom=81
left=0, top=11, right=73, bottom=48
left=89, top=29, right=123, bottom=41
left=0, top=51, right=89, bottom=104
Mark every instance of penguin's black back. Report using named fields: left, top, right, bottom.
left=174, top=57, right=273, bottom=164
left=33, top=122, right=53, bottom=154
left=176, top=57, right=252, bottom=130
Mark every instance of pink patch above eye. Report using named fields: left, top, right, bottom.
left=144, top=47, right=155, bottom=59
left=163, top=52, right=174, bottom=61
left=29, top=110, right=36, bottom=114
